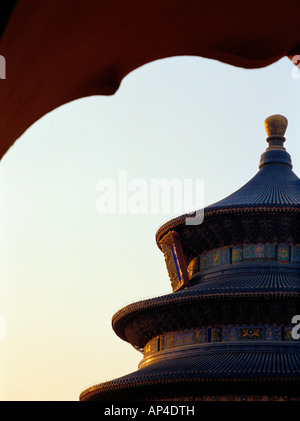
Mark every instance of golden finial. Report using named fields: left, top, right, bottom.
left=264, top=114, right=288, bottom=138
left=259, top=114, right=292, bottom=168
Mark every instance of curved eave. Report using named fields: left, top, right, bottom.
left=80, top=351, right=300, bottom=401
left=113, top=290, right=300, bottom=325
left=112, top=289, right=300, bottom=345
left=81, top=376, right=300, bottom=401
left=156, top=205, right=300, bottom=251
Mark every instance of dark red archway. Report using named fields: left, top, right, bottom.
left=0, top=0, right=299, bottom=159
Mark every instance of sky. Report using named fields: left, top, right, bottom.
left=0, top=53, right=300, bottom=401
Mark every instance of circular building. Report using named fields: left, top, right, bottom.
left=80, top=115, right=300, bottom=401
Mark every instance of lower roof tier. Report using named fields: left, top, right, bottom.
left=112, top=270, right=300, bottom=349
left=80, top=348, right=300, bottom=401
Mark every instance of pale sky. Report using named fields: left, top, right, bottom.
left=0, top=55, right=299, bottom=400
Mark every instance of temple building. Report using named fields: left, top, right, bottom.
left=80, top=115, right=300, bottom=401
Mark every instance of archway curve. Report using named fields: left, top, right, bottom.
left=0, top=0, right=299, bottom=159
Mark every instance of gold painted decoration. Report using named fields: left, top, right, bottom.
left=159, top=231, right=189, bottom=291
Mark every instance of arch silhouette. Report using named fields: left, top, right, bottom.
left=0, top=0, right=299, bottom=159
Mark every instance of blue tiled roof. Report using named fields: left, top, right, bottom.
left=81, top=117, right=300, bottom=401
left=81, top=350, right=300, bottom=399
left=189, top=271, right=300, bottom=295
left=112, top=271, right=300, bottom=325
left=156, top=144, right=300, bottom=247
left=111, top=272, right=300, bottom=349
left=206, top=161, right=300, bottom=211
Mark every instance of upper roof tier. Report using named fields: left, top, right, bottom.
left=156, top=115, right=300, bottom=250
left=206, top=114, right=299, bottom=210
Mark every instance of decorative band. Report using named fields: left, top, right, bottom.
left=188, top=243, right=300, bottom=276
left=144, top=325, right=298, bottom=358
